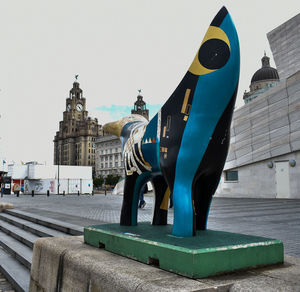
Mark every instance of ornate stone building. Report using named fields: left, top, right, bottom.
left=243, top=53, right=279, bottom=104
left=95, top=135, right=124, bottom=177
left=54, top=81, right=102, bottom=170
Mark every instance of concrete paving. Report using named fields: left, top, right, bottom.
left=1, top=192, right=300, bottom=258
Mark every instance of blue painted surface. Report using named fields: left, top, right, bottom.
left=142, top=113, right=161, bottom=172
left=172, top=13, right=240, bottom=237
left=131, top=172, right=152, bottom=225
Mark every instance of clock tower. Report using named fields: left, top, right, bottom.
left=54, top=80, right=103, bottom=169
left=131, top=93, right=149, bottom=120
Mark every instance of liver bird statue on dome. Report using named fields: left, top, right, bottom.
left=103, top=6, right=240, bottom=237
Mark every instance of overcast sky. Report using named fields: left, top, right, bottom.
left=0, top=0, right=299, bottom=167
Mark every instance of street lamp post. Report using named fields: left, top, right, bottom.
left=56, top=143, right=60, bottom=195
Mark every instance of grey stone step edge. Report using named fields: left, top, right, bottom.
left=4, top=209, right=83, bottom=235
left=0, top=230, right=32, bottom=269
left=0, top=219, right=39, bottom=249
left=0, top=247, right=30, bottom=292
left=0, top=212, right=68, bottom=238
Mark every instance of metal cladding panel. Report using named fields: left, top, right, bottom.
left=268, top=98, right=288, bottom=113
left=252, top=132, right=270, bottom=145
left=249, top=99, right=268, bottom=114
left=224, top=71, right=300, bottom=170
left=290, top=120, right=300, bottom=132
left=234, top=120, right=251, bottom=135
left=252, top=150, right=271, bottom=161
left=7, top=165, right=28, bottom=179
left=28, top=165, right=56, bottom=179
left=291, top=140, right=300, bottom=151
left=252, top=140, right=270, bottom=152
left=267, top=88, right=287, bottom=105
left=270, top=144, right=291, bottom=157
left=289, top=91, right=300, bottom=105
left=287, top=78, right=300, bottom=96
left=267, top=13, right=300, bottom=80
left=269, top=125, right=290, bottom=140
left=57, top=166, right=92, bottom=179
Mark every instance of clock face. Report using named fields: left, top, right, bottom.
left=67, top=104, right=71, bottom=112
left=76, top=103, right=83, bottom=112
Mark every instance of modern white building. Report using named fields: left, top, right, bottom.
left=6, top=162, right=93, bottom=194
left=216, top=13, right=300, bottom=199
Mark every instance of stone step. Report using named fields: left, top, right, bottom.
left=0, top=219, right=39, bottom=249
left=0, top=213, right=68, bottom=238
left=0, top=230, right=32, bottom=269
left=4, top=209, right=83, bottom=235
left=0, top=247, right=30, bottom=292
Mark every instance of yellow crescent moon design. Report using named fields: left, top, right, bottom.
left=189, top=26, right=230, bottom=76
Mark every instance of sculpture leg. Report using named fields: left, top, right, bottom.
left=172, top=180, right=194, bottom=237
left=120, top=173, right=139, bottom=226
left=151, top=175, right=168, bottom=225
left=193, top=171, right=222, bottom=231
left=120, top=172, right=152, bottom=226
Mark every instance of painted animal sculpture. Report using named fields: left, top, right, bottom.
left=104, top=6, right=240, bottom=237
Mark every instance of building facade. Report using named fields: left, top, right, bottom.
left=243, top=54, right=279, bottom=104
left=95, top=94, right=149, bottom=177
left=216, top=13, right=300, bottom=199
left=267, top=13, right=300, bottom=80
left=95, top=135, right=124, bottom=177
left=54, top=81, right=102, bottom=170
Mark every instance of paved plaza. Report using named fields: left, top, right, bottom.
left=1, top=193, right=300, bottom=257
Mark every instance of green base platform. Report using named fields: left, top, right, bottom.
left=84, top=222, right=283, bottom=278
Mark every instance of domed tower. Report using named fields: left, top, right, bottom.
left=243, top=53, right=279, bottom=104
left=131, top=91, right=149, bottom=121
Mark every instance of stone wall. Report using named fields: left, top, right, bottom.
left=216, top=71, right=300, bottom=199
left=225, top=70, right=300, bottom=171
left=267, top=13, right=300, bottom=80
left=216, top=150, right=300, bottom=199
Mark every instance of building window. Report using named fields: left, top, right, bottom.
left=225, top=170, right=238, bottom=182
left=115, top=162, right=118, bottom=167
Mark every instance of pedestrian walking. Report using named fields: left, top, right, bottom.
left=138, top=184, right=148, bottom=209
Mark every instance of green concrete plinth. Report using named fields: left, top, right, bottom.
left=84, top=222, right=283, bottom=278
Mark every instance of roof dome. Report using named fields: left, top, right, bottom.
left=251, top=54, right=279, bottom=83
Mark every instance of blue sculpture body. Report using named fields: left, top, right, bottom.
left=104, top=6, right=240, bottom=237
